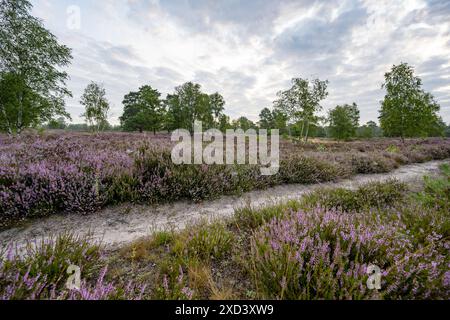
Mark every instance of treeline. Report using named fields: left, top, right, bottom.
left=1, top=1, right=449, bottom=140
left=65, top=62, right=449, bottom=141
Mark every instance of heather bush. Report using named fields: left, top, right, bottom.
left=176, top=223, right=234, bottom=261
left=249, top=207, right=449, bottom=299
left=1, top=133, right=449, bottom=226
left=301, top=180, right=407, bottom=212
left=154, top=265, right=194, bottom=300
left=415, top=163, right=450, bottom=211
left=382, top=238, right=449, bottom=299
left=60, top=266, right=146, bottom=300
left=1, top=233, right=102, bottom=289
left=279, top=156, right=343, bottom=184
left=349, top=153, right=397, bottom=174
left=250, top=208, right=402, bottom=299
left=234, top=202, right=296, bottom=230
left=0, top=233, right=145, bottom=300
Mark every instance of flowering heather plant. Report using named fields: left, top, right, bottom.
left=0, top=232, right=101, bottom=299
left=183, top=223, right=234, bottom=261
left=414, top=163, right=450, bottom=211
left=154, top=265, right=195, bottom=300
left=0, top=233, right=146, bottom=300
left=382, top=235, right=449, bottom=299
left=1, top=133, right=449, bottom=226
left=301, top=179, right=407, bottom=212
left=249, top=204, right=449, bottom=300
left=60, top=266, right=147, bottom=300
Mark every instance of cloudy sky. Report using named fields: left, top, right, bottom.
left=31, top=0, right=450, bottom=125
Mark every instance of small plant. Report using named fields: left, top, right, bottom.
left=153, top=231, right=175, bottom=247
left=386, top=145, right=400, bottom=153
left=301, top=180, right=407, bottom=212
left=2, top=233, right=102, bottom=290
left=0, top=232, right=146, bottom=300
left=316, top=144, right=327, bottom=152
left=184, top=223, right=234, bottom=261
left=234, top=200, right=301, bottom=230
left=415, top=163, right=450, bottom=210
left=154, top=266, right=194, bottom=300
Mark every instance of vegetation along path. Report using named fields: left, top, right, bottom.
left=1, top=160, right=448, bottom=254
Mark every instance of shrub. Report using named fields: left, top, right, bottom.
left=349, top=153, right=397, bottom=174
left=234, top=200, right=301, bottom=230
left=415, top=163, right=450, bottom=211
left=1, top=133, right=449, bottom=226
left=280, top=156, right=342, bottom=184
left=301, top=180, right=407, bottom=212
left=250, top=208, right=404, bottom=299
left=249, top=207, right=449, bottom=300
left=154, top=266, right=194, bottom=300
left=182, top=223, right=234, bottom=261
left=0, top=233, right=146, bottom=300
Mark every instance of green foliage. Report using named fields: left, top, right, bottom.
left=301, top=180, right=407, bottom=212
left=232, top=116, right=257, bottom=131
left=234, top=201, right=300, bottom=230
left=184, top=223, right=234, bottom=261
left=445, top=125, right=450, bottom=137
left=1, top=232, right=101, bottom=298
left=47, top=117, right=67, bottom=130
left=0, top=0, right=72, bottom=135
left=328, top=103, right=360, bottom=141
left=259, top=108, right=288, bottom=134
left=274, top=78, right=328, bottom=142
left=379, top=63, right=443, bottom=139
left=218, top=114, right=232, bottom=132
left=80, top=82, right=110, bottom=132
left=258, top=108, right=273, bottom=129
left=120, top=85, right=164, bottom=133
left=153, top=265, right=194, bottom=300
left=66, top=123, right=89, bottom=132
left=153, top=231, right=175, bottom=247
left=386, top=145, right=400, bottom=153
left=165, top=82, right=225, bottom=132
left=415, top=163, right=450, bottom=211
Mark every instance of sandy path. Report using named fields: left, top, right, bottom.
left=1, top=160, right=447, bottom=253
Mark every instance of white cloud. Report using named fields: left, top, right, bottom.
left=31, top=0, right=450, bottom=125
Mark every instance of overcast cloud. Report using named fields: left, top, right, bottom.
left=31, top=0, right=450, bottom=124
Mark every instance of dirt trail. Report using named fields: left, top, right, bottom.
left=1, top=160, right=447, bottom=253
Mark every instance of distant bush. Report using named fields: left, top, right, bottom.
left=279, top=156, right=343, bottom=183
left=349, top=153, right=398, bottom=174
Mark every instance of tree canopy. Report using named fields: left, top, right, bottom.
left=274, top=78, right=328, bottom=141
left=0, top=0, right=72, bottom=135
left=379, top=63, right=444, bottom=139
left=165, top=82, right=225, bottom=132
left=80, top=82, right=110, bottom=132
left=120, top=85, right=164, bottom=133
left=328, top=103, right=360, bottom=141
left=232, top=116, right=257, bottom=131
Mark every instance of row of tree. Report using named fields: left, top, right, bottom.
left=76, top=60, right=448, bottom=141
left=0, top=0, right=448, bottom=140
left=257, top=62, right=447, bottom=141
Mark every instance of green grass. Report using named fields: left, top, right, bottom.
left=2, top=170, right=449, bottom=300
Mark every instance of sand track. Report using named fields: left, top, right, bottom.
left=1, top=160, right=447, bottom=253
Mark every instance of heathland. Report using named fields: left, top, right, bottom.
left=1, top=133, right=449, bottom=300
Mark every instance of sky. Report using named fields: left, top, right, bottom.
left=30, top=0, right=450, bottom=125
